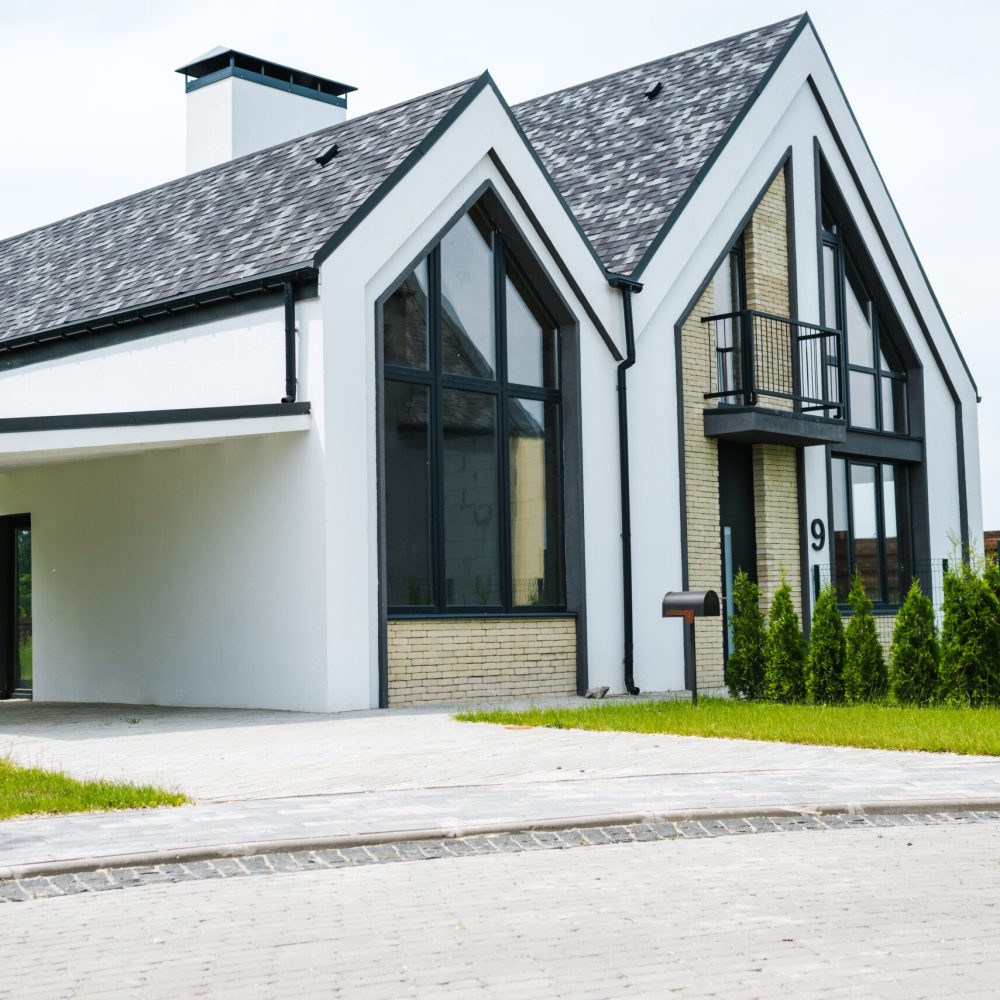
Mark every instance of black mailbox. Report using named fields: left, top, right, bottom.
left=661, top=589, right=720, bottom=705
left=662, top=590, right=720, bottom=624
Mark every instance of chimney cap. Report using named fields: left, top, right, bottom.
left=176, top=46, right=357, bottom=101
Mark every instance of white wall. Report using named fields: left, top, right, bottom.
left=318, top=84, right=624, bottom=705
left=0, top=430, right=329, bottom=710
left=186, top=76, right=346, bottom=174
left=0, top=299, right=319, bottom=419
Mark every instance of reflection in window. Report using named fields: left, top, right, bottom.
left=382, top=204, right=564, bottom=613
left=830, top=456, right=911, bottom=605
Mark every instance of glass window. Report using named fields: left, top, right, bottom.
left=384, top=382, right=433, bottom=607
left=441, top=213, right=495, bottom=379
left=822, top=243, right=839, bottom=330
left=510, top=399, right=563, bottom=606
left=881, top=376, right=906, bottom=435
left=383, top=261, right=429, bottom=369
left=443, top=390, right=500, bottom=607
left=831, top=456, right=911, bottom=605
left=845, top=282, right=874, bottom=369
left=849, top=370, right=877, bottom=429
left=381, top=205, right=565, bottom=614
left=506, top=266, right=558, bottom=388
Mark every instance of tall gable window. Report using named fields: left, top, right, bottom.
left=382, top=204, right=564, bottom=613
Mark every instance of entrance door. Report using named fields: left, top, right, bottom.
left=0, top=515, right=31, bottom=699
left=718, top=444, right=756, bottom=657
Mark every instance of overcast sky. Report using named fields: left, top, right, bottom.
left=2, top=0, right=998, bottom=526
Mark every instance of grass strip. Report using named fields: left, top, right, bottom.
left=0, top=758, right=187, bottom=820
left=456, top=699, right=1000, bottom=756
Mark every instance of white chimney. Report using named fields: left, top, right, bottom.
left=176, top=47, right=355, bottom=174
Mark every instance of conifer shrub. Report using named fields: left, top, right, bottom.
left=805, top=584, right=845, bottom=704
left=726, top=571, right=766, bottom=700
left=888, top=578, right=939, bottom=706
left=939, top=560, right=1000, bottom=706
left=843, top=571, right=887, bottom=703
left=764, top=578, right=806, bottom=703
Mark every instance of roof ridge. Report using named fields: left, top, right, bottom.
left=513, top=14, right=805, bottom=110
left=0, top=75, right=480, bottom=251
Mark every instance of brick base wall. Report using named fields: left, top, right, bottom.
left=387, top=617, right=577, bottom=706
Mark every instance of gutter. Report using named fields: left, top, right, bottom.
left=608, top=273, right=643, bottom=696
left=281, top=281, right=298, bottom=403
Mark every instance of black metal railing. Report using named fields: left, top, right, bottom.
left=812, top=559, right=948, bottom=614
left=702, top=310, right=844, bottom=416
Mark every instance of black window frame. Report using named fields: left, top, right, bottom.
left=830, top=455, right=913, bottom=609
left=820, top=209, right=908, bottom=436
left=382, top=204, right=566, bottom=616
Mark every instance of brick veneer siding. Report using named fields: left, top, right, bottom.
left=753, top=444, right=802, bottom=620
left=680, top=282, right=726, bottom=689
left=678, top=166, right=801, bottom=689
left=387, top=617, right=577, bottom=705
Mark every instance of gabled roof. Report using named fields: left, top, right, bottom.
left=514, top=16, right=804, bottom=276
left=0, top=18, right=806, bottom=343
left=0, top=76, right=481, bottom=343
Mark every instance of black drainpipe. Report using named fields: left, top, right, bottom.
left=281, top=281, right=297, bottom=403
left=609, top=274, right=643, bottom=695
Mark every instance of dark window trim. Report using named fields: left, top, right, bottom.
left=382, top=209, right=566, bottom=617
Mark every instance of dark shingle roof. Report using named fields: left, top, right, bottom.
left=0, top=18, right=804, bottom=342
left=0, top=76, right=479, bottom=343
left=514, top=16, right=804, bottom=276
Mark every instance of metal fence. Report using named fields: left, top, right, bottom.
left=812, top=559, right=948, bottom=613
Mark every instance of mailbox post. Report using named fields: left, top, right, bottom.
left=662, top=590, right=720, bottom=705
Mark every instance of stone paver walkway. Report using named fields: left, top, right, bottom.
left=2, top=701, right=1000, bottom=875
left=3, top=819, right=999, bottom=997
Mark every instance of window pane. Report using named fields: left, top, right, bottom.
left=850, top=463, right=880, bottom=601
left=822, top=244, right=839, bottom=329
left=712, top=252, right=737, bottom=314
left=510, top=398, right=563, bottom=606
left=506, top=268, right=558, bottom=388
left=845, top=281, right=874, bottom=369
left=383, top=260, right=429, bottom=369
left=384, top=381, right=433, bottom=606
left=832, top=457, right=850, bottom=600
left=441, top=214, right=495, bottom=379
left=443, top=389, right=500, bottom=606
left=849, top=370, right=877, bottom=429
left=881, top=376, right=907, bottom=435
left=882, top=464, right=904, bottom=604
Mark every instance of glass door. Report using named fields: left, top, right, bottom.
left=1, top=514, right=31, bottom=699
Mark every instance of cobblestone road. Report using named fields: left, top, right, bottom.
left=2, top=816, right=998, bottom=997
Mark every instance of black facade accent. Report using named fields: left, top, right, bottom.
left=842, top=429, right=923, bottom=463
left=704, top=406, right=846, bottom=447
left=282, top=282, right=298, bottom=403
left=609, top=275, right=643, bottom=696
left=0, top=403, right=310, bottom=435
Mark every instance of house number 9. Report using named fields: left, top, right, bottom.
left=810, top=519, right=826, bottom=551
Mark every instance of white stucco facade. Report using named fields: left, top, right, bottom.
left=0, top=20, right=981, bottom=709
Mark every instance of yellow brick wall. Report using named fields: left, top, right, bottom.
left=387, top=617, right=576, bottom=705
left=681, top=282, right=725, bottom=689
left=753, top=444, right=802, bottom=620
left=678, top=166, right=801, bottom=687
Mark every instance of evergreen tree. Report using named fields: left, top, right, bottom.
left=939, top=560, right=1000, bottom=707
left=805, top=584, right=845, bottom=704
left=726, top=571, right=767, bottom=700
left=843, top=571, right=887, bottom=703
left=764, top=578, right=806, bottom=703
left=888, top=578, right=939, bottom=705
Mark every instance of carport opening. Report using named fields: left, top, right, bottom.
left=0, top=513, right=31, bottom=699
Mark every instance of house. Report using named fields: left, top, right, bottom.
left=0, top=16, right=980, bottom=709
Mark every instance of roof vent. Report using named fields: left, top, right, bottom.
left=644, top=81, right=663, bottom=101
left=176, top=47, right=357, bottom=174
left=315, top=142, right=339, bottom=166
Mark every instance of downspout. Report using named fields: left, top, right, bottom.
left=281, top=281, right=297, bottom=403
left=609, top=274, right=643, bottom=695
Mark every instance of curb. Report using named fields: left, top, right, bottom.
left=3, top=798, right=1000, bottom=881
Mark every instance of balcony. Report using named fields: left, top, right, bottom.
left=701, top=310, right=847, bottom=447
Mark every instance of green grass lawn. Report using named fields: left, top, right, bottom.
left=456, top=698, right=1000, bottom=756
left=0, top=758, right=188, bottom=821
